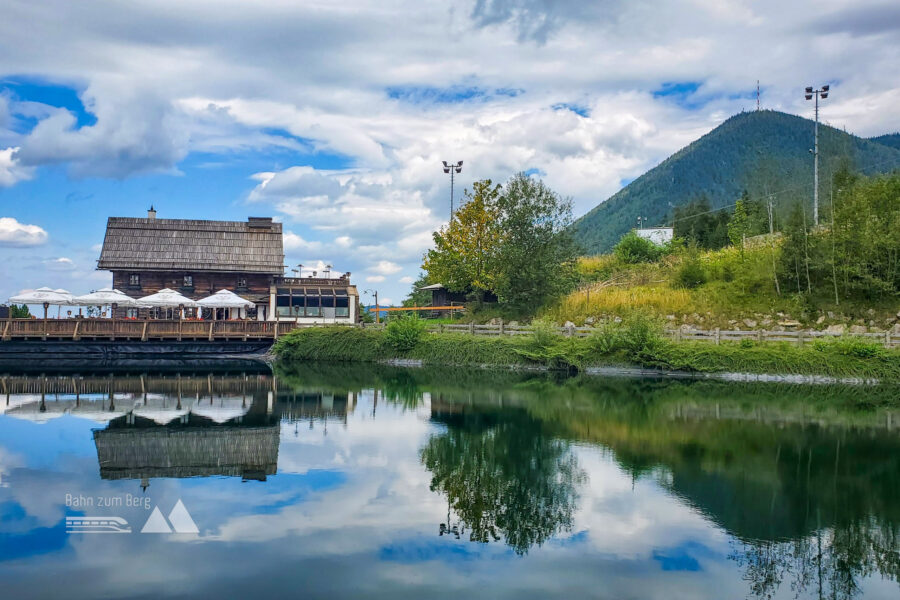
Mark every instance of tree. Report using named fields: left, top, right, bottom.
left=492, top=173, right=579, bottom=311
left=401, top=273, right=433, bottom=307
left=10, top=304, right=31, bottom=318
left=423, top=180, right=502, bottom=301
left=673, top=195, right=730, bottom=250
left=728, top=196, right=751, bottom=254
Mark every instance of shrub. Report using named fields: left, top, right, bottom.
left=620, top=312, right=664, bottom=353
left=530, top=317, right=561, bottom=349
left=587, top=322, right=624, bottom=355
left=384, top=314, right=427, bottom=352
left=739, top=338, right=755, bottom=349
left=613, top=231, right=666, bottom=264
left=676, top=255, right=707, bottom=289
left=814, top=336, right=885, bottom=359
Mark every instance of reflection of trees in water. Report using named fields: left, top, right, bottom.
left=732, top=520, right=900, bottom=600
left=421, top=412, right=585, bottom=555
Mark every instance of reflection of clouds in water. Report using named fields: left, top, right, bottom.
left=3, top=371, right=900, bottom=599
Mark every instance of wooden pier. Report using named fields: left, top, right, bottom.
left=0, top=319, right=299, bottom=342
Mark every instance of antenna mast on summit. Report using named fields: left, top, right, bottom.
left=756, top=81, right=760, bottom=111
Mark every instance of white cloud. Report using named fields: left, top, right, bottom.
left=369, top=261, right=402, bottom=276
left=42, top=257, right=76, bottom=271
left=0, top=147, right=34, bottom=186
left=283, top=231, right=322, bottom=253
left=0, top=217, right=48, bottom=246
left=399, top=276, right=415, bottom=284
left=365, top=275, right=386, bottom=283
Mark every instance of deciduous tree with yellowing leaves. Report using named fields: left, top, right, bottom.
left=423, top=180, right=502, bottom=303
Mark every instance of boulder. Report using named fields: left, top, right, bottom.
left=892, top=323, right=900, bottom=335
left=760, top=318, right=773, bottom=327
left=849, top=325, right=867, bottom=334
left=665, top=314, right=675, bottom=321
left=815, top=315, right=826, bottom=325
left=585, top=316, right=596, bottom=325
left=778, top=319, right=802, bottom=328
left=507, top=321, right=518, bottom=327
left=743, top=319, right=758, bottom=328
left=827, top=311, right=835, bottom=319
left=825, top=324, right=846, bottom=335
left=564, top=321, right=575, bottom=329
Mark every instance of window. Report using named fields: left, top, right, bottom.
left=335, top=289, right=349, bottom=317
left=237, top=277, right=247, bottom=288
left=126, top=308, right=138, bottom=319
left=321, top=289, right=335, bottom=308
left=183, top=275, right=193, bottom=288
left=305, top=288, right=320, bottom=316
left=291, top=288, right=305, bottom=317
left=129, top=274, right=140, bottom=287
left=276, top=289, right=291, bottom=317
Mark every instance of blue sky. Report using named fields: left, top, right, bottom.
left=1, top=0, right=898, bottom=304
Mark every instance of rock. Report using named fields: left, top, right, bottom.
left=691, top=313, right=701, bottom=322
left=728, top=319, right=737, bottom=325
left=507, top=321, right=518, bottom=327
left=816, top=315, right=826, bottom=325
left=825, top=324, right=845, bottom=335
left=827, top=311, right=835, bottom=319
left=679, top=324, right=696, bottom=332
left=849, top=325, right=867, bottom=334
left=563, top=321, right=575, bottom=329
left=613, top=316, right=622, bottom=323
left=778, top=319, right=802, bottom=328
left=488, top=317, right=501, bottom=325
left=761, top=318, right=773, bottom=327
left=772, top=326, right=785, bottom=332
left=585, top=316, right=595, bottom=325
left=892, top=323, right=900, bottom=335
left=743, top=319, right=758, bottom=328
left=776, top=312, right=785, bottom=317
left=866, top=308, right=876, bottom=316
left=869, top=320, right=876, bottom=327
left=896, top=310, right=900, bottom=319
left=665, top=314, right=675, bottom=321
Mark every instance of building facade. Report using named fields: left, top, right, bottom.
left=97, top=210, right=357, bottom=323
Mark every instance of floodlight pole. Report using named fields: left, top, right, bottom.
left=442, top=160, right=463, bottom=220
left=805, top=85, right=830, bottom=226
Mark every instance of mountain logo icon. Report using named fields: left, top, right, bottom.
left=141, top=500, right=199, bottom=534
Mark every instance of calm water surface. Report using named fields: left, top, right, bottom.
left=1, top=362, right=899, bottom=599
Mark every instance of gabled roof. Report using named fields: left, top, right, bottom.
left=97, top=217, right=284, bottom=274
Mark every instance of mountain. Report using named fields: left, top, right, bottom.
left=573, top=110, right=900, bottom=254
left=870, top=133, right=900, bottom=150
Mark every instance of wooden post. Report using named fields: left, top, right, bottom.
left=469, top=321, right=475, bottom=335
left=797, top=330, right=804, bottom=347
left=757, top=329, right=763, bottom=343
left=243, top=319, right=248, bottom=341
left=177, top=319, right=183, bottom=341
left=208, top=321, right=214, bottom=342
left=274, top=322, right=279, bottom=340
left=439, top=323, right=444, bottom=334
left=675, top=328, right=682, bottom=342
left=499, top=318, right=504, bottom=336
left=714, top=328, right=720, bottom=345
left=73, top=320, right=80, bottom=341
left=141, top=321, right=148, bottom=342
left=2, top=319, right=10, bottom=342
left=886, top=331, right=892, bottom=349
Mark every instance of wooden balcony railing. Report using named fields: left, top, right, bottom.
left=0, top=319, right=295, bottom=342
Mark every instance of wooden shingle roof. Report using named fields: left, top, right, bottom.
left=98, top=217, right=284, bottom=274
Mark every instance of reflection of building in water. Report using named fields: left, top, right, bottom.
left=1, top=373, right=358, bottom=484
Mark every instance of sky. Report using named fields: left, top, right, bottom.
left=0, top=0, right=898, bottom=305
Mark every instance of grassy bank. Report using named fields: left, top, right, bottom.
left=541, top=244, right=900, bottom=331
left=272, top=321, right=900, bottom=382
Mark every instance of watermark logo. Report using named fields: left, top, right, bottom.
left=66, top=516, right=132, bottom=534
left=141, top=500, right=199, bottom=534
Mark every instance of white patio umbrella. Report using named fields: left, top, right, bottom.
left=137, top=288, right=198, bottom=307
left=8, top=287, right=73, bottom=318
left=72, top=288, right=140, bottom=318
left=137, top=288, right=197, bottom=318
left=197, top=289, right=253, bottom=320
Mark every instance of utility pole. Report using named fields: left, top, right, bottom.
left=442, top=160, right=463, bottom=220
left=805, top=84, right=830, bottom=226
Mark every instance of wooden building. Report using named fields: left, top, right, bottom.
left=97, top=209, right=358, bottom=323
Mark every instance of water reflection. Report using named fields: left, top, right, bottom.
left=1, top=363, right=899, bottom=599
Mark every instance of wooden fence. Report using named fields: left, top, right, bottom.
left=1, top=319, right=299, bottom=342
left=361, top=321, right=900, bottom=348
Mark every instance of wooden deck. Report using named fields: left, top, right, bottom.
left=0, top=319, right=299, bottom=342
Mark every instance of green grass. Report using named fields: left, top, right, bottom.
left=544, top=243, right=900, bottom=329
left=272, top=323, right=900, bottom=382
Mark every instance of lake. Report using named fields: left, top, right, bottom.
left=1, top=361, right=899, bottom=599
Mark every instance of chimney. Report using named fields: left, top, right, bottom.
left=147, top=206, right=157, bottom=220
